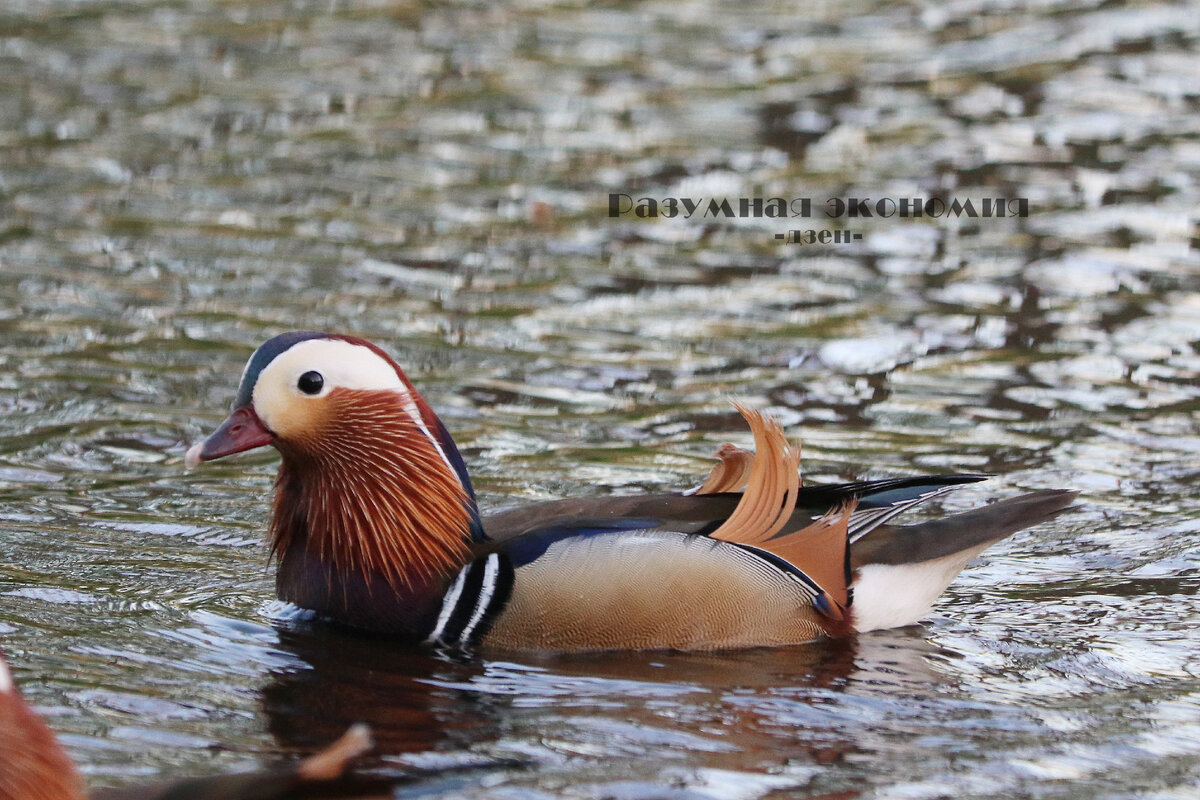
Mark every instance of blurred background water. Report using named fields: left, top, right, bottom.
left=1, top=0, right=1198, bottom=797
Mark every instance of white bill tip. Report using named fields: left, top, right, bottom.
left=184, top=442, right=203, bottom=470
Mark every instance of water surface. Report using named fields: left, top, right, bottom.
left=1, top=0, right=1198, bottom=797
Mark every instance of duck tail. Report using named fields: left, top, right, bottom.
left=849, top=489, right=1077, bottom=633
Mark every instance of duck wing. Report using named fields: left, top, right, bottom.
left=456, top=406, right=1073, bottom=651
left=481, top=476, right=989, bottom=544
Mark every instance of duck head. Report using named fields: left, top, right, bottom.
left=187, top=332, right=482, bottom=604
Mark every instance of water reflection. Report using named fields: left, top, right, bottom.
left=264, top=626, right=491, bottom=757
left=261, top=619, right=966, bottom=796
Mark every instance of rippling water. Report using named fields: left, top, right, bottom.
left=1, top=0, right=1198, bottom=797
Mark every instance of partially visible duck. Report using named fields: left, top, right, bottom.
left=0, top=648, right=84, bottom=800
left=0, top=647, right=379, bottom=800
left=186, top=331, right=1075, bottom=651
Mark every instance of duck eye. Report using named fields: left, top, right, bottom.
left=297, top=371, right=324, bottom=395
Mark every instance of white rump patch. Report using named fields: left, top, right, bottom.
left=851, top=553, right=977, bottom=632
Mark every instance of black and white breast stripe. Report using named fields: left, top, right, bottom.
left=425, top=553, right=515, bottom=648
left=735, top=543, right=824, bottom=600
left=735, top=541, right=848, bottom=618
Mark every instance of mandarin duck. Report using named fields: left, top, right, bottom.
left=185, top=331, right=1075, bottom=652
left=0, top=647, right=380, bottom=800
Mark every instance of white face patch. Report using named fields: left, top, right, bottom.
left=247, top=337, right=461, bottom=479
left=252, top=339, right=407, bottom=433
